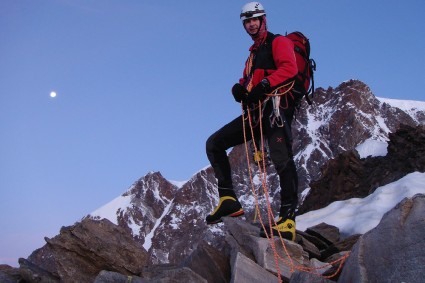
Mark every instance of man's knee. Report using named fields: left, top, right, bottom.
left=206, top=134, right=217, bottom=155
left=270, top=153, right=291, bottom=174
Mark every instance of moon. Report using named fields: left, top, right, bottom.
left=50, top=91, right=57, bottom=98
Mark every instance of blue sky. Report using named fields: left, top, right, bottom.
left=1, top=0, right=424, bottom=266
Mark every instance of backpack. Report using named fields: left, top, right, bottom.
left=284, top=31, right=316, bottom=105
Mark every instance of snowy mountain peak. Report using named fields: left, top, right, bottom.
left=87, top=80, right=425, bottom=265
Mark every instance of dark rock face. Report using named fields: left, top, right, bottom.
left=299, top=124, right=425, bottom=213
left=116, top=171, right=177, bottom=242
left=0, top=265, right=21, bottom=283
left=180, top=241, right=231, bottom=283
left=19, top=218, right=149, bottom=282
left=292, top=80, right=418, bottom=192
left=148, top=169, right=217, bottom=265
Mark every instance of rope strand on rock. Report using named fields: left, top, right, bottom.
left=240, top=92, right=350, bottom=281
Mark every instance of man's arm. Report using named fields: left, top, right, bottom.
left=266, top=35, right=298, bottom=88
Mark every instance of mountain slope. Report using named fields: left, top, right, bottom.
left=86, top=79, right=425, bottom=265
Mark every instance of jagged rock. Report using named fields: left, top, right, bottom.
left=180, top=240, right=230, bottom=283
left=221, top=217, right=360, bottom=282
left=96, top=267, right=208, bottom=283
left=251, top=236, right=309, bottom=281
left=338, top=194, right=425, bottom=282
left=387, top=124, right=425, bottom=173
left=296, top=234, right=321, bottom=259
left=0, top=273, right=16, bottom=283
left=321, top=251, right=350, bottom=281
left=305, top=223, right=340, bottom=246
left=231, top=252, right=278, bottom=283
left=296, top=230, right=330, bottom=251
left=144, top=267, right=207, bottom=283
left=289, top=271, right=335, bottom=283
left=309, top=258, right=332, bottom=275
left=222, top=217, right=338, bottom=282
left=222, top=216, right=262, bottom=261
left=321, top=234, right=361, bottom=260
left=19, top=258, right=60, bottom=282
left=225, top=232, right=257, bottom=264
left=323, top=251, right=350, bottom=266
left=0, top=265, right=21, bottom=283
left=148, top=169, right=217, bottom=265
left=299, top=150, right=365, bottom=214
left=19, top=218, right=149, bottom=282
left=141, top=264, right=178, bottom=279
left=94, top=270, right=144, bottom=283
left=300, top=124, right=425, bottom=214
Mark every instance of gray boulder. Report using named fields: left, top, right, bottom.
left=338, top=194, right=425, bottom=282
left=231, top=252, right=278, bottom=283
left=0, top=265, right=22, bottom=283
left=19, top=218, right=149, bottom=282
left=94, top=270, right=145, bottom=283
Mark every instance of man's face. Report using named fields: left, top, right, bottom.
left=243, top=17, right=261, bottom=35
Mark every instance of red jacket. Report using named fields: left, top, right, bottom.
left=239, top=32, right=298, bottom=93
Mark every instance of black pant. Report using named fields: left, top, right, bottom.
left=206, top=100, right=298, bottom=208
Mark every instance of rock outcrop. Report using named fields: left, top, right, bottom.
left=18, top=218, right=149, bottom=282
left=7, top=194, right=424, bottom=282
left=300, top=124, right=425, bottom=213
left=338, top=194, right=425, bottom=282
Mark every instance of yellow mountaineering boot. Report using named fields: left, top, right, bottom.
left=206, top=196, right=244, bottom=224
left=260, top=204, right=296, bottom=241
left=260, top=217, right=296, bottom=241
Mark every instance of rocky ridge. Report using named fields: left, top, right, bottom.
left=2, top=194, right=424, bottom=282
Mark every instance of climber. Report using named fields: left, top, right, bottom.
left=205, top=2, right=300, bottom=241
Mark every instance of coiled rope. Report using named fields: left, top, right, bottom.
left=241, top=86, right=349, bottom=281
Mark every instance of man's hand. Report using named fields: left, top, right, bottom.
left=247, top=79, right=270, bottom=104
left=232, top=83, right=248, bottom=103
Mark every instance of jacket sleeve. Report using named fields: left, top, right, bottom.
left=266, top=35, right=298, bottom=88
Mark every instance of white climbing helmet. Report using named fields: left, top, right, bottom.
left=240, top=2, right=266, bottom=21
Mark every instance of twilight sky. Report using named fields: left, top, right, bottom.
left=1, top=0, right=424, bottom=266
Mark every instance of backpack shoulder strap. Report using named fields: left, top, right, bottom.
left=265, top=32, right=277, bottom=45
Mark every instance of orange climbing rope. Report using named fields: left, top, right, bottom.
left=242, top=101, right=284, bottom=282
left=241, top=88, right=350, bottom=281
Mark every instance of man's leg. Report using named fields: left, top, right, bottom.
left=260, top=114, right=298, bottom=240
left=278, top=159, right=298, bottom=221
left=205, top=115, right=251, bottom=224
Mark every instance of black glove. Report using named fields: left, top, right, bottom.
left=247, top=79, right=270, bottom=104
left=231, top=83, right=248, bottom=103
